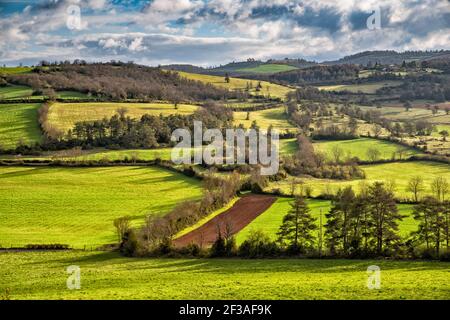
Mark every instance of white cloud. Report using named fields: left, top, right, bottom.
left=0, top=0, right=449, bottom=66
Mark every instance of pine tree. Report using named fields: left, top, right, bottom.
left=325, top=187, right=355, bottom=255
left=277, top=196, right=317, bottom=253
left=413, top=197, right=449, bottom=256
left=367, top=182, right=402, bottom=255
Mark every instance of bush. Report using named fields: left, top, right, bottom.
left=238, top=230, right=279, bottom=258
left=119, top=230, right=138, bottom=257
left=210, top=234, right=227, bottom=257
left=439, top=251, right=450, bottom=262
left=24, top=244, right=69, bottom=250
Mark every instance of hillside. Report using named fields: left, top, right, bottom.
left=5, top=62, right=229, bottom=102
left=325, top=50, right=450, bottom=66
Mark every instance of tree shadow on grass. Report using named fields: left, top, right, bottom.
left=48, top=253, right=450, bottom=275
left=0, top=167, right=51, bottom=179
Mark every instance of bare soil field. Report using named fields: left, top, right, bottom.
left=174, top=194, right=276, bottom=247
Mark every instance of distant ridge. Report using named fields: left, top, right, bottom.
left=324, top=50, right=450, bottom=65
left=163, top=57, right=317, bottom=76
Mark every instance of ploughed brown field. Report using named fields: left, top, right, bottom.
left=173, top=194, right=276, bottom=247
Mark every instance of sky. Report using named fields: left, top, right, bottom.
left=0, top=0, right=449, bottom=67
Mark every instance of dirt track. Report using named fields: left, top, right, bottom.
left=173, top=194, right=276, bottom=247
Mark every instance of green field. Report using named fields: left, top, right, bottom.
left=317, top=81, right=402, bottom=94
left=177, top=71, right=294, bottom=100
left=280, top=138, right=298, bottom=155
left=237, top=64, right=298, bottom=74
left=0, top=66, right=33, bottom=74
left=47, top=102, right=198, bottom=132
left=268, top=161, right=450, bottom=200
left=432, top=124, right=450, bottom=138
left=0, top=85, right=90, bottom=101
left=233, top=107, right=296, bottom=132
left=236, top=198, right=330, bottom=244
left=0, top=251, right=448, bottom=299
left=0, top=85, right=34, bottom=99
left=0, top=166, right=202, bottom=248
left=360, top=105, right=450, bottom=124
left=0, top=103, right=41, bottom=149
left=236, top=198, right=415, bottom=244
left=313, top=138, right=421, bottom=161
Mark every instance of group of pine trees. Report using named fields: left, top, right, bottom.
left=274, top=182, right=449, bottom=259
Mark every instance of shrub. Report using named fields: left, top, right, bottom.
left=210, top=233, right=227, bottom=257
left=119, top=230, right=138, bottom=257
left=238, top=230, right=279, bottom=258
left=24, top=244, right=69, bottom=250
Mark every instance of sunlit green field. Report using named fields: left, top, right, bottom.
left=0, top=66, right=33, bottom=74
left=236, top=198, right=415, bottom=245
left=313, top=138, right=421, bottom=161
left=0, top=85, right=34, bottom=99
left=236, top=64, right=298, bottom=74
left=47, top=102, right=198, bottom=132
left=268, top=161, right=450, bottom=200
left=233, top=107, right=296, bottom=132
left=0, top=85, right=90, bottom=101
left=280, top=138, right=298, bottom=155
left=317, top=81, right=402, bottom=94
left=0, top=103, right=42, bottom=149
left=177, top=71, right=294, bottom=100
left=0, top=166, right=202, bottom=248
left=1, top=251, right=448, bottom=299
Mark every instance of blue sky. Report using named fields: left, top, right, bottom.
left=0, top=0, right=449, bottom=66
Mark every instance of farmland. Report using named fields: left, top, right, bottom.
left=360, top=105, right=450, bottom=123
left=1, top=251, right=448, bottom=300
left=0, top=166, right=202, bottom=248
left=236, top=64, right=298, bottom=74
left=47, top=102, right=198, bottom=132
left=316, top=81, right=402, bottom=94
left=1, top=47, right=450, bottom=301
left=0, top=66, right=33, bottom=74
left=233, top=106, right=296, bottom=132
left=313, top=138, right=421, bottom=161
left=177, top=71, right=294, bottom=100
left=0, top=85, right=91, bottom=101
left=268, top=161, right=450, bottom=199
left=0, top=103, right=41, bottom=149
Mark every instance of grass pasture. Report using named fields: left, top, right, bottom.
left=0, top=103, right=41, bottom=149
left=313, top=138, right=421, bottom=161
left=268, top=161, right=450, bottom=200
left=0, top=66, right=33, bottom=74
left=177, top=71, right=294, bottom=100
left=0, top=166, right=202, bottom=248
left=1, top=251, right=448, bottom=299
left=236, top=64, right=298, bottom=74
left=0, top=85, right=34, bottom=99
left=280, top=138, right=298, bottom=155
left=317, top=81, right=402, bottom=94
left=233, top=106, right=296, bottom=132
left=47, top=102, right=198, bottom=133
left=0, top=85, right=91, bottom=101
left=360, top=104, right=450, bottom=124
